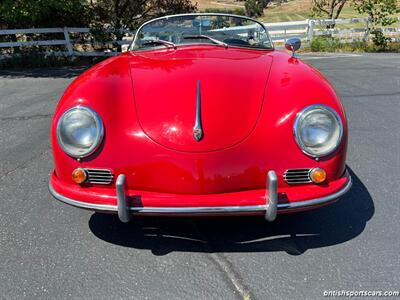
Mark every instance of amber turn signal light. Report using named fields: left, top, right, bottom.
left=310, top=168, right=326, bottom=184
left=72, top=168, right=87, bottom=184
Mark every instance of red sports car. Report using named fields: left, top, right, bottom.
left=49, top=13, right=351, bottom=222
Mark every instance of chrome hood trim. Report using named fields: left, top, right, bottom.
left=193, top=80, right=204, bottom=141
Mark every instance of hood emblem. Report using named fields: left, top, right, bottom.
left=193, top=127, right=203, bottom=141
left=193, top=80, right=204, bottom=142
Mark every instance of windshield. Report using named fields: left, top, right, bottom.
left=132, top=14, right=273, bottom=50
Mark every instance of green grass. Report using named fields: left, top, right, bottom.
left=260, top=2, right=365, bottom=23
left=202, top=7, right=246, bottom=15
left=306, top=36, right=400, bottom=53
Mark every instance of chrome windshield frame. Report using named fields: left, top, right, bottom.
left=129, top=13, right=274, bottom=51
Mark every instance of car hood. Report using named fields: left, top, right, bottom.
left=129, top=47, right=273, bottom=152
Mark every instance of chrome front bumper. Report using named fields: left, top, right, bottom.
left=49, top=170, right=352, bottom=223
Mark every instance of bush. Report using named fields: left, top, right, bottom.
left=310, top=36, right=341, bottom=52
left=308, top=36, right=400, bottom=53
left=369, top=29, right=392, bottom=50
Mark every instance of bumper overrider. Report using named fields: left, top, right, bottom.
left=48, top=169, right=352, bottom=222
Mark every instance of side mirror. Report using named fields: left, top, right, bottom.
left=285, top=38, right=301, bottom=57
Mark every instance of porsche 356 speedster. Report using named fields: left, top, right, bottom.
left=49, top=13, right=352, bottom=222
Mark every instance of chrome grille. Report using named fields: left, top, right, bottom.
left=283, top=168, right=312, bottom=184
left=85, top=168, right=114, bottom=185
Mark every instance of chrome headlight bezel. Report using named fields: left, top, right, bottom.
left=293, top=104, right=343, bottom=158
left=56, top=106, right=104, bottom=158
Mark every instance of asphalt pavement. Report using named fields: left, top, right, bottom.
left=0, top=53, right=399, bottom=299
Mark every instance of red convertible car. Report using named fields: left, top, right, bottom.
left=49, top=13, right=352, bottom=222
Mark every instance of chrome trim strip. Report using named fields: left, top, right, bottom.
left=49, top=176, right=352, bottom=214
left=193, top=80, right=203, bottom=141
left=278, top=176, right=352, bottom=210
left=131, top=205, right=267, bottom=214
left=49, top=184, right=117, bottom=211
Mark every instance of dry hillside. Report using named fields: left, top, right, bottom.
left=194, top=0, right=400, bottom=22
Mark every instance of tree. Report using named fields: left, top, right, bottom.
left=89, top=0, right=197, bottom=30
left=353, top=0, right=399, bottom=48
left=0, top=0, right=91, bottom=28
left=0, top=0, right=92, bottom=54
left=311, top=0, right=349, bottom=27
left=88, top=0, right=196, bottom=50
left=244, top=0, right=274, bottom=18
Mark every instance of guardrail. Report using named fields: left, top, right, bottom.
left=1, top=17, right=399, bottom=57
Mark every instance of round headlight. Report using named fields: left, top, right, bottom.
left=56, top=106, right=104, bottom=158
left=294, top=105, right=343, bottom=157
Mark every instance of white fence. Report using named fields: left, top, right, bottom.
left=263, top=17, right=398, bottom=42
left=1, top=17, right=399, bottom=57
left=0, top=27, right=132, bottom=57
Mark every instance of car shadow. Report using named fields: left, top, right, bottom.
left=89, top=168, right=374, bottom=256
left=0, top=66, right=88, bottom=79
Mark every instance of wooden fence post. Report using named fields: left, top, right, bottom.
left=364, top=17, right=371, bottom=42
left=63, top=27, right=74, bottom=56
left=307, top=20, right=315, bottom=41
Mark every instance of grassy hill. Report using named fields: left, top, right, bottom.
left=195, top=0, right=399, bottom=23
